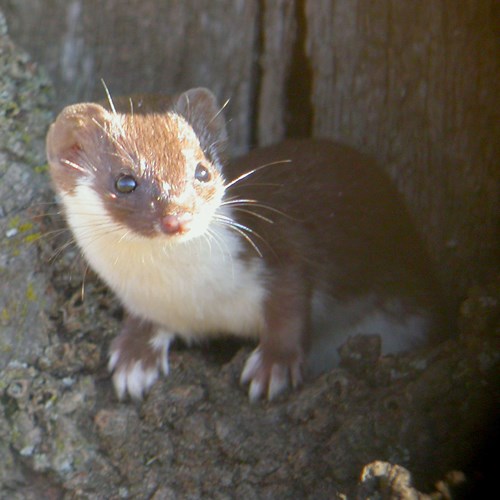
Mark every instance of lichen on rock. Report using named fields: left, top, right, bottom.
left=0, top=8, right=55, bottom=371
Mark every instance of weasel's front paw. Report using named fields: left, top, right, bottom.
left=108, top=329, right=173, bottom=400
left=240, top=347, right=304, bottom=402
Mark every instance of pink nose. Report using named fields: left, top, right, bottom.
left=161, top=215, right=181, bottom=234
left=161, top=213, right=192, bottom=235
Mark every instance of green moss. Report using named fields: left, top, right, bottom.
left=0, top=341, right=14, bottom=355
left=18, top=222, right=34, bottom=233
left=10, top=429, right=21, bottom=444
left=8, top=215, right=20, bottom=229
left=24, top=232, right=41, bottom=244
left=26, top=282, right=38, bottom=302
left=21, top=132, right=32, bottom=145
left=1, top=307, right=11, bottom=323
left=5, top=216, right=41, bottom=247
left=3, top=101, right=20, bottom=117
left=34, top=163, right=49, bottom=174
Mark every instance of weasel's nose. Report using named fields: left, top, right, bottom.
left=161, top=213, right=192, bottom=235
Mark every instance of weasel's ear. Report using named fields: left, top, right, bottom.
left=174, top=87, right=228, bottom=166
left=46, top=103, right=111, bottom=191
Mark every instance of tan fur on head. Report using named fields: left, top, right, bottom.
left=46, top=103, right=113, bottom=194
left=46, top=88, right=228, bottom=196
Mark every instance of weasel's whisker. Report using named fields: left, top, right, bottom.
left=101, top=79, right=117, bottom=115
left=35, top=210, right=65, bottom=218
left=118, top=229, right=133, bottom=244
left=207, top=226, right=232, bottom=261
left=206, top=226, right=236, bottom=277
left=39, top=227, right=73, bottom=243
left=227, top=181, right=283, bottom=190
left=221, top=199, right=292, bottom=220
left=220, top=222, right=262, bottom=258
left=208, top=98, right=230, bottom=126
left=224, top=160, right=292, bottom=190
left=214, top=214, right=268, bottom=258
left=49, top=237, right=78, bottom=262
left=231, top=207, right=274, bottom=224
left=80, top=265, right=89, bottom=302
left=90, top=118, right=136, bottom=167
left=61, top=159, right=87, bottom=174
left=202, top=230, right=213, bottom=255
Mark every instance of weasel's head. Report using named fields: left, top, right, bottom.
left=46, top=88, right=228, bottom=243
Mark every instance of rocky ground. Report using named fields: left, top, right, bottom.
left=0, top=10, right=498, bottom=499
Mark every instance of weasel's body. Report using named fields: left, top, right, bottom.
left=46, top=88, right=443, bottom=401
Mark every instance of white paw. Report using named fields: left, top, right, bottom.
left=240, top=347, right=303, bottom=402
left=108, top=330, right=172, bottom=401
left=110, top=360, right=160, bottom=401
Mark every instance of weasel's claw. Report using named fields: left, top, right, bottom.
left=108, top=331, right=172, bottom=401
left=110, top=359, right=160, bottom=401
left=241, top=347, right=303, bottom=402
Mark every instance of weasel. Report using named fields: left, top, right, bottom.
left=46, top=87, right=444, bottom=402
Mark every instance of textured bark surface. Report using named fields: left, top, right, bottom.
left=304, top=0, right=499, bottom=298
left=256, top=0, right=297, bottom=146
left=1, top=0, right=259, bottom=155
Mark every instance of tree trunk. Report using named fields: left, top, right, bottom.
left=303, top=0, right=498, bottom=298
left=2, top=0, right=259, bottom=155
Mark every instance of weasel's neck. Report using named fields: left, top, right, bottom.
left=62, top=185, right=268, bottom=337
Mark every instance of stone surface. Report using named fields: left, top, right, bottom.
left=0, top=9, right=54, bottom=371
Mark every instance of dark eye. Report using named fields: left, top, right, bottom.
left=115, top=174, right=137, bottom=193
left=194, top=163, right=211, bottom=183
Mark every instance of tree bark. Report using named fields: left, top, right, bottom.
left=2, top=0, right=259, bottom=155
left=257, top=0, right=297, bottom=146
left=304, top=0, right=499, bottom=297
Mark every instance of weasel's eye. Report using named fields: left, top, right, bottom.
left=194, top=163, right=211, bottom=183
left=115, top=174, right=137, bottom=193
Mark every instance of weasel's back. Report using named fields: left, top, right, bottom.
left=225, top=139, right=446, bottom=348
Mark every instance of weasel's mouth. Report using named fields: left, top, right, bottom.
left=160, top=213, right=193, bottom=236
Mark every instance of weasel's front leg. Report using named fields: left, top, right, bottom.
left=108, top=314, right=173, bottom=400
left=241, top=265, right=310, bottom=402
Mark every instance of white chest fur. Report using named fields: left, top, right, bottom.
left=62, top=185, right=267, bottom=340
